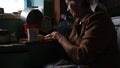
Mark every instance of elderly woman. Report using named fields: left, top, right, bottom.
left=45, top=0, right=119, bottom=68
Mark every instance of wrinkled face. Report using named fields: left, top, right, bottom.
left=65, top=0, right=90, bottom=19
left=65, top=0, right=85, bottom=18
left=65, top=0, right=78, bottom=17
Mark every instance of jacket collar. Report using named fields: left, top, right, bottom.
left=81, top=12, right=93, bottom=24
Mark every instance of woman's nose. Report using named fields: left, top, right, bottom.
left=67, top=8, right=70, bottom=12
left=67, top=5, right=70, bottom=12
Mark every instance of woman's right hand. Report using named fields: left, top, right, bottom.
left=44, top=34, right=53, bottom=40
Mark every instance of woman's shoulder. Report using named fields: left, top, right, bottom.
left=89, top=6, right=111, bottom=19
left=88, top=10, right=110, bottom=23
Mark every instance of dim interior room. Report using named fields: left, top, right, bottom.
left=0, top=0, right=120, bottom=68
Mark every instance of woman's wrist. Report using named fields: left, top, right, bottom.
left=58, top=36, right=67, bottom=44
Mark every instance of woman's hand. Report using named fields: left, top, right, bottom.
left=44, top=31, right=65, bottom=42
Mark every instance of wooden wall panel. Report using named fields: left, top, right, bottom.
left=53, top=0, right=60, bottom=23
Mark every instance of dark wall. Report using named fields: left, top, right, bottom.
left=60, top=0, right=67, bottom=14
left=44, top=0, right=53, bottom=17
left=99, top=0, right=120, bottom=16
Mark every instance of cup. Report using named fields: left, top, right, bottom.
left=24, top=23, right=40, bottom=42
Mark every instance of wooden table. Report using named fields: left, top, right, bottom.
left=0, top=41, right=67, bottom=68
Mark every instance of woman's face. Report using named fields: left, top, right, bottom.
left=65, top=0, right=87, bottom=18
left=65, top=0, right=78, bottom=17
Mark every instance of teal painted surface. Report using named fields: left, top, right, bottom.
left=25, top=0, right=52, bottom=17
left=25, top=0, right=44, bottom=8
left=32, top=0, right=44, bottom=7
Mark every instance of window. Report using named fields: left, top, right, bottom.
left=0, top=0, right=44, bottom=13
left=0, top=0, right=24, bottom=13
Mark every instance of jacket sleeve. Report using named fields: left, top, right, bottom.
left=68, top=12, right=115, bottom=64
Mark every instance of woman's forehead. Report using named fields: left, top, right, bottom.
left=65, top=0, right=68, bottom=2
left=65, top=0, right=76, bottom=4
left=65, top=0, right=80, bottom=4
left=65, top=0, right=70, bottom=5
left=65, top=0, right=70, bottom=3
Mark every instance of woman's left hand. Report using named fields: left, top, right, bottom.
left=44, top=31, right=64, bottom=41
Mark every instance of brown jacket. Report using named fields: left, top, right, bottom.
left=68, top=10, right=119, bottom=68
